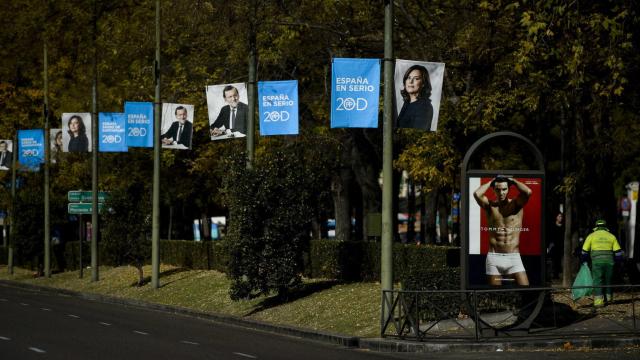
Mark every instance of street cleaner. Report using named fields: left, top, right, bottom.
left=581, top=219, right=624, bottom=307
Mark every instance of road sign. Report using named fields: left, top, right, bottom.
left=68, top=202, right=105, bottom=214
left=68, top=191, right=109, bottom=202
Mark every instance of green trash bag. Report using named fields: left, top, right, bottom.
left=571, top=263, right=593, bottom=300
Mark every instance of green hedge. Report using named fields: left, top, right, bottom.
left=308, top=240, right=460, bottom=287
left=3, top=240, right=461, bottom=290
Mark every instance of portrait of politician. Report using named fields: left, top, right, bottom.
left=0, top=140, right=12, bottom=170
left=396, top=64, right=434, bottom=130
left=161, top=106, right=193, bottom=148
left=210, top=85, right=248, bottom=137
left=67, top=115, right=89, bottom=152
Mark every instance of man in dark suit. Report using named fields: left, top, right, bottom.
left=0, top=140, right=11, bottom=170
left=161, top=106, right=193, bottom=148
left=210, top=85, right=248, bottom=137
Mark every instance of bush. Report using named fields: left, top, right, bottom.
left=101, top=184, right=151, bottom=285
left=223, top=148, right=314, bottom=300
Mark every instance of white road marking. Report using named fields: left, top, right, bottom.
left=28, top=347, right=46, bottom=353
left=68, top=314, right=80, bottom=319
left=20, top=303, right=29, bottom=306
left=99, top=322, right=112, bottom=326
left=233, top=352, right=257, bottom=359
left=180, top=340, right=199, bottom=345
left=40, top=308, right=51, bottom=311
left=133, top=330, right=149, bottom=335
left=0, top=298, right=7, bottom=301
left=0, top=336, right=10, bottom=341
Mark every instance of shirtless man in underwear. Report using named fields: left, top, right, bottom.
left=473, top=176, right=532, bottom=286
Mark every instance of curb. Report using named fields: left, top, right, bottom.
left=2, top=280, right=639, bottom=353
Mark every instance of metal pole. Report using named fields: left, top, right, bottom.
left=7, top=135, right=17, bottom=275
left=151, top=0, right=161, bottom=289
left=381, top=0, right=394, bottom=326
left=91, top=0, right=99, bottom=282
left=79, top=214, right=83, bottom=278
left=246, top=0, right=257, bottom=169
left=43, top=41, right=51, bottom=278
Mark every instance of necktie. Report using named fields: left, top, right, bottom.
left=177, top=125, right=183, bottom=143
left=231, top=108, right=236, bottom=130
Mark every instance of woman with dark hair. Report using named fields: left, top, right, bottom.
left=67, top=115, right=89, bottom=152
left=51, top=130, right=63, bottom=162
left=397, top=64, right=434, bottom=130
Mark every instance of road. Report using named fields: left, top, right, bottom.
left=0, top=284, right=417, bottom=360
left=1, top=283, right=639, bottom=360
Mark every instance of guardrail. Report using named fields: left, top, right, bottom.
left=381, top=285, right=640, bottom=341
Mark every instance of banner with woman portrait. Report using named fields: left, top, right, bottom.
left=61, top=113, right=92, bottom=152
left=394, top=59, right=445, bottom=131
left=49, top=129, right=62, bottom=163
left=206, top=83, right=248, bottom=141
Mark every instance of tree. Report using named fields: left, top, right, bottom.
left=101, top=182, right=151, bottom=286
left=223, top=144, right=313, bottom=300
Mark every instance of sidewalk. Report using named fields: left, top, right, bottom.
left=2, top=279, right=639, bottom=353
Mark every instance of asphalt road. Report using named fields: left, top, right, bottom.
left=0, top=284, right=407, bottom=360
left=1, top=284, right=639, bottom=360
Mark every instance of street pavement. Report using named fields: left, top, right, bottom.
left=1, top=281, right=639, bottom=359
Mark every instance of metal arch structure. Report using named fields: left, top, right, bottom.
left=460, top=131, right=546, bottom=290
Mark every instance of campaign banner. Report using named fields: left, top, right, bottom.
left=124, top=101, right=153, bottom=148
left=206, top=83, right=249, bottom=140
left=18, top=129, right=45, bottom=171
left=0, top=139, right=13, bottom=170
left=50, top=129, right=62, bottom=163
left=99, top=113, right=127, bottom=152
left=61, top=113, right=92, bottom=152
left=161, top=103, right=194, bottom=149
left=394, top=59, right=445, bottom=131
left=258, top=80, right=299, bottom=136
left=331, top=58, right=380, bottom=128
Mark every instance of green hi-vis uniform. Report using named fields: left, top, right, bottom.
left=582, top=228, right=622, bottom=306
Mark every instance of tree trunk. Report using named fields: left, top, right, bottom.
left=136, top=263, right=144, bottom=287
left=438, top=189, right=450, bottom=245
left=331, top=168, right=352, bottom=242
left=424, top=189, right=438, bottom=244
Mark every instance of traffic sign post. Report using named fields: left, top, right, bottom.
left=68, top=191, right=109, bottom=203
left=68, top=202, right=105, bottom=215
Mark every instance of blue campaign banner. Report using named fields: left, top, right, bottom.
left=258, top=80, right=299, bottom=136
left=331, top=58, right=381, bottom=128
left=18, top=129, right=45, bottom=171
left=124, top=101, right=153, bottom=148
left=99, top=112, right=128, bottom=152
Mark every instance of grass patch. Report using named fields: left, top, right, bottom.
left=0, top=265, right=381, bottom=337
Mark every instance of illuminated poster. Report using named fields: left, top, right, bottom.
left=467, top=176, right=543, bottom=287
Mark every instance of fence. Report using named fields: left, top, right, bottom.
left=381, top=285, right=640, bottom=341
